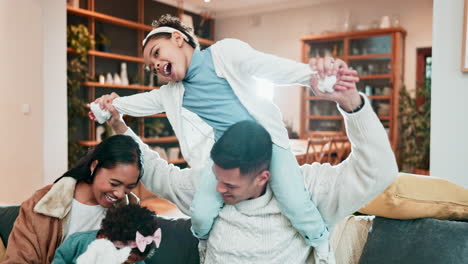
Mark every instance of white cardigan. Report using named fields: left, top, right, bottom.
left=114, top=38, right=314, bottom=168
left=125, top=96, right=399, bottom=263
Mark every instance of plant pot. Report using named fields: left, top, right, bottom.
left=96, top=44, right=110, bottom=52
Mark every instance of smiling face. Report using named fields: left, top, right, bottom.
left=213, top=164, right=270, bottom=205
left=89, top=163, right=140, bottom=208
left=143, top=32, right=193, bottom=85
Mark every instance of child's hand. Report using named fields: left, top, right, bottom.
left=310, top=58, right=362, bottom=112
left=94, top=92, right=120, bottom=111
left=309, top=57, right=347, bottom=78
left=87, top=92, right=120, bottom=123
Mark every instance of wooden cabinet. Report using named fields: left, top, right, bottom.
left=300, top=28, right=406, bottom=150
left=67, top=0, right=214, bottom=166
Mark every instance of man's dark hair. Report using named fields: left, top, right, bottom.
left=100, top=204, right=159, bottom=257
left=211, top=121, right=273, bottom=176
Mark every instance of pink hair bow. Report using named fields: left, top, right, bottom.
left=134, top=228, right=162, bottom=252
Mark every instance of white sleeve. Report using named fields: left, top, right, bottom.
left=124, top=128, right=200, bottom=215
left=113, top=88, right=165, bottom=117
left=303, top=95, right=398, bottom=227
left=216, top=39, right=312, bottom=87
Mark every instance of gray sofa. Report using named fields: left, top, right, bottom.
left=1, top=206, right=467, bottom=263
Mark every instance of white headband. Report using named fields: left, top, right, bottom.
left=142, top=26, right=189, bottom=47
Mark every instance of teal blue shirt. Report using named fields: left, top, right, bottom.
left=52, top=230, right=145, bottom=264
left=182, top=48, right=255, bottom=141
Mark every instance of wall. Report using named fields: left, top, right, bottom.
left=431, top=0, right=468, bottom=188
left=0, top=0, right=67, bottom=204
left=215, top=0, right=433, bottom=133
left=43, top=0, right=68, bottom=185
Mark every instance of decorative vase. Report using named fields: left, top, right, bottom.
left=106, top=73, right=113, bottom=84
left=113, top=73, right=121, bottom=85
left=120, top=62, right=129, bottom=86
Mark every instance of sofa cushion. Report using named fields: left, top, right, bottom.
left=358, top=173, right=468, bottom=220
left=358, top=217, right=468, bottom=264
left=0, top=206, right=20, bottom=247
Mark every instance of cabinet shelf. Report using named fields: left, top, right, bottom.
left=80, top=136, right=179, bottom=146
left=78, top=139, right=185, bottom=164
left=67, top=6, right=214, bottom=46
left=308, top=115, right=343, bottom=120
left=307, top=115, right=390, bottom=120
left=168, top=158, right=187, bottom=165
left=145, top=114, right=167, bottom=118
left=82, top=82, right=158, bottom=91
left=369, top=95, right=391, bottom=100
left=69, top=1, right=215, bottom=168
left=347, top=53, right=392, bottom=60
left=301, top=28, right=405, bottom=151
left=306, top=95, right=391, bottom=100
left=67, top=48, right=144, bottom=63
left=301, top=27, right=407, bottom=41
left=142, top=136, right=178, bottom=144
left=359, top=74, right=392, bottom=80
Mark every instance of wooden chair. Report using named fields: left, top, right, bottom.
left=307, top=131, right=346, bottom=139
left=304, top=136, right=351, bottom=165
left=328, top=137, right=351, bottom=165
left=304, top=137, right=334, bottom=164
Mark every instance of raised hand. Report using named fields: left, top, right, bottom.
left=309, top=57, right=362, bottom=112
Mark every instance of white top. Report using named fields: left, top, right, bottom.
left=125, top=95, right=399, bottom=264
left=113, top=38, right=316, bottom=168
left=64, top=199, right=107, bottom=240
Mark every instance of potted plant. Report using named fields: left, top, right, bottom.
left=67, top=24, right=95, bottom=166
left=397, top=80, right=431, bottom=175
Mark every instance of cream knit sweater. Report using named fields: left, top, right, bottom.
left=125, top=95, right=398, bottom=263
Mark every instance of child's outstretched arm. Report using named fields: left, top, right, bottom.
left=212, top=39, right=345, bottom=88
left=89, top=89, right=165, bottom=124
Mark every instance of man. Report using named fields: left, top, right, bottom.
left=106, top=59, right=398, bottom=263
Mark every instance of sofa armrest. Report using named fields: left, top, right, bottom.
left=330, top=215, right=374, bottom=264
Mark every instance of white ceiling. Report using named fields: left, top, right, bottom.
left=157, top=0, right=340, bottom=18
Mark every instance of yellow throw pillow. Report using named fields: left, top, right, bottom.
left=358, top=173, right=468, bottom=220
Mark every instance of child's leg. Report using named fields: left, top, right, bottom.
left=270, top=144, right=329, bottom=247
left=190, top=160, right=224, bottom=239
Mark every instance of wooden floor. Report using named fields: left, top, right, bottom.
left=142, top=197, right=188, bottom=218
left=133, top=183, right=188, bottom=218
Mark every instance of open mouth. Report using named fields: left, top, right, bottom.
left=163, top=63, right=172, bottom=77
left=104, top=194, right=117, bottom=203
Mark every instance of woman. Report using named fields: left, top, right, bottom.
left=3, top=134, right=143, bottom=264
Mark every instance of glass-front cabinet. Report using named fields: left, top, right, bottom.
left=300, top=28, right=406, bottom=150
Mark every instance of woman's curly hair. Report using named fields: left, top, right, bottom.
left=100, top=204, right=159, bottom=257
left=143, top=14, right=199, bottom=50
